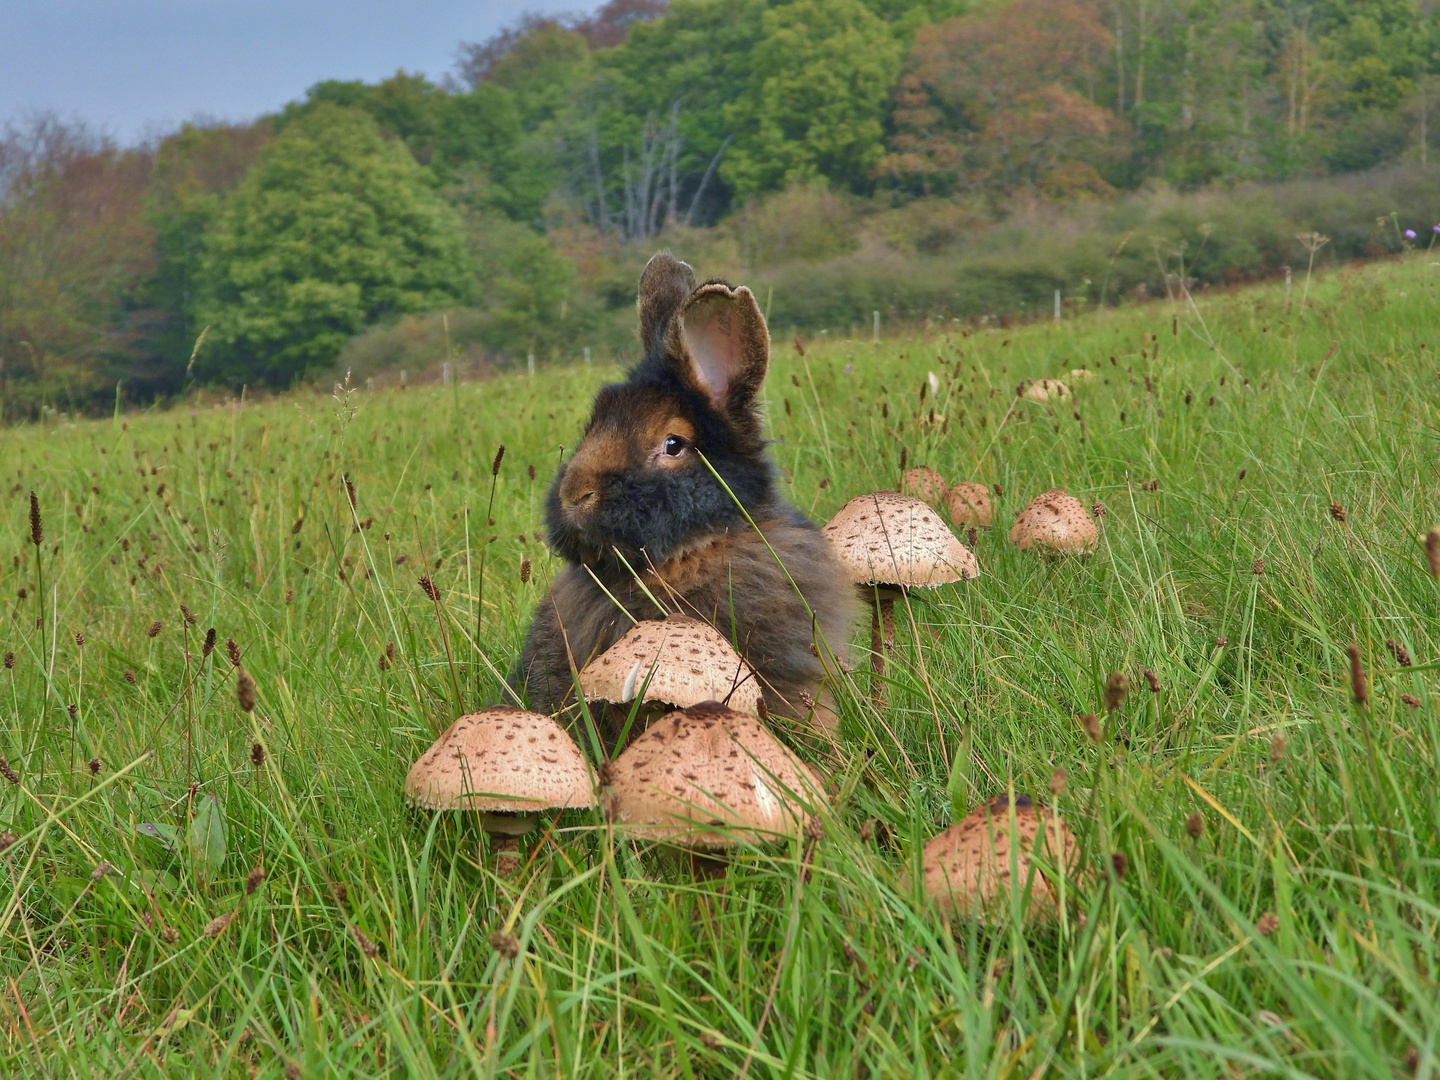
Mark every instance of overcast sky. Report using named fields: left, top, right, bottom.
left=0, top=0, right=585, bottom=145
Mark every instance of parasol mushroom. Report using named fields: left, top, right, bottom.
left=604, top=701, right=824, bottom=871
left=1009, top=489, right=1098, bottom=555
left=405, top=707, right=595, bottom=874
left=919, top=793, right=1077, bottom=920
left=578, top=615, right=763, bottom=743
left=823, top=491, right=978, bottom=706
left=944, top=480, right=993, bottom=528
left=899, top=466, right=948, bottom=506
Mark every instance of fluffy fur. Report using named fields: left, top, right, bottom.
left=511, top=253, right=856, bottom=738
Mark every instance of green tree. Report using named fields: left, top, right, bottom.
left=195, top=104, right=471, bottom=385
left=722, top=0, right=904, bottom=197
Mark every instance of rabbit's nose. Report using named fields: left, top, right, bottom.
left=562, top=487, right=599, bottom=517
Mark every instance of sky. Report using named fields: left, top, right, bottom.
left=0, top=0, right=584, bottom=145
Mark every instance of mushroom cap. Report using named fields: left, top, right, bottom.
left=920, top=794, right=1078, bottom=919
left=579, top=615, right=763, bottom=716
left=404, top=707, right=596, bottom=813
left=823, top=491, right=979, bottom=588
left=1023, top=378, right=1070, bottom=402
left=1008, top=489, right=1098, bottom=554
left=1068, top=368, right=1095, bottom=382
left=945, top=481, right=993, bottom=528
left=605, top=701, right=825, bottom=849
left=899, top=466, right=948, bottom=506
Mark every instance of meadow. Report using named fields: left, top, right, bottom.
left=1, top=253, right=1439, bottom=1078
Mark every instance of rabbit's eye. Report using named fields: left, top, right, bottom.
left=663, top=435, right=688, bottom=457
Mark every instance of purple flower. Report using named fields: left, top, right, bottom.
left=1434, top=224, right=1440, bottom=233
left=1405, top=229, right=1417, bottom=239
left=843, top=364, right=853, bottom=372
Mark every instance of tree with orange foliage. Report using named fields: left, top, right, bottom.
left=881, top=0, right=1124, bottom=197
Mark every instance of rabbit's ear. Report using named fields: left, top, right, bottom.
left=637, top=252, right=697, bottom=354
left=668, top=282, right=770, bottom=419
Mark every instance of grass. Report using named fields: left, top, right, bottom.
left=2, top=253, right=1439, bottom=1078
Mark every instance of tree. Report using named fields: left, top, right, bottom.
left=194, top=104, right=471, bottom=385
left=882, top=0, right=1122, bottom=194
left=722, top=0, right=904, bottom=197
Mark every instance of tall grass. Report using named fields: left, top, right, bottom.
left=1, top=254, right=1438, bottom=1077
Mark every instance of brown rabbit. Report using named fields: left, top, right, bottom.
left=511, top=253, right=856, bottom=737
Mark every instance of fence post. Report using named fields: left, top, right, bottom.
left=1054, top=290, right=1061, bottom=320
left=872, top=311, right=880, bottom=344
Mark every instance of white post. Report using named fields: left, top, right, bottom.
left=583, top=347, right=591, bottom=366
left=442, top=362, right=451, bottom=386
left=366, top=377, right=375, bottom=391
left=528, top=352, right=536, bottom=377
left=400, top=369, right=407, bottom=387
left=1054, top=290, right=1062, bottom=320
left=872, top=310, right=880, bottom=344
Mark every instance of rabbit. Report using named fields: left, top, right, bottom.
left=511, top=252, right=856, bottom=739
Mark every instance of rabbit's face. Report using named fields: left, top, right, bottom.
left=544, top=253, right=776, bottom=568
left=546, top=385, right=761, bottom=565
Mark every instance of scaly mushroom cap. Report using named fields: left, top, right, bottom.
left=899, top=466, right=948, bottom=507
left=1023, top=378, right=1070, bottom=402
left=405, top=707, right=595, bottom=812
left=945, top=481, right=993, bottom=527
left=579, top=615, right=763, bottom=716
left=823, top=491, right=979, bottom=587
left=920, top=794, right=1078, bottom=919
left=605, top=702, right=824, bottom=848
left=1068, top=368, right=1095, bottom=382
left=1008, top=489, right=1098, bottom=554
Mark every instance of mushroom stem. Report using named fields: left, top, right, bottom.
left=491, top=835, right=521, bottom=876
left=880, top=595, right=897, bottom=654
left=869, top=599, right=887, bottom=709
left=688, top=850, right=729, bottom=880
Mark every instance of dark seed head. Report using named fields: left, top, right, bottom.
left=226, top=638, right=241, bottom=667
left=1329, top=501, right=1347, bottom=523
left=2, top=651, right=13, bottom=670
left=74, top=630, right=85, bottom=647
left=1386, top=639, right=1411, bottom=667
left=344, top=474, right=357, bottom=510
left=1256, top=912, right=1279, bottom=936
left=1110, top=852, right=1127, bottom=879
left=1426, top=528, right=1440, bottom=580
left=1401, top=693, right=1421, bottom=708
left=1080, top=712, right=1102, bottom=742
left=489, top=930, right=520, bottom=959
left=1347, top=644, right=1367, bottom=706
left=0, top=756, right=18, bottom=785
left=1049, top=768, right=1067, bottom=795
left=418, top=575, right=439, bottom=602
left=284, top=587, right=294, bottom=605
left=250, top=742, right=265, bottom=767
left=67, top=703, right=77, bottom=721
left=237, top=669, right=256, bottom=712
left=202, top=628, right=216, bottom=657
left=491, top=444, right=505, bottom=476
left=88, top=757, right=101, bottom=775
left=123, top=668, right=136, bottom=684
left=29, top=491, right=43, bottom=547
left=0, top=831, right=15, bottom=852
left=350, top=925, right=379, bottom=957
left=1104, top=672, right=1128, bottom=712
left=1185, top=811, right=1204, bottom=839
left=520, top=558, right=531, bottom=584
left=1269, top=732, right=1286, bottom=764
left=1144, top=668, right=1161, bottom=693
left=245, top=864, right=266, bottom=895
left=1252, top=557, right=1264, bottom=575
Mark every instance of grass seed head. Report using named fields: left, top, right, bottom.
left=1104, top=672, right=1128, bottom=712
left=1256, top=912, right=1280, bottom=936
left=1426, top=528, right=1440, bottom=579
left=0, top=756, right=18, bottom=785
left=1386, top=639, right=1411, bottom=667
left=1080, top=712, right=1102, bottom=741
left=3, top=651, right=13, bottom=669
left=250, top=742, right=265, bottom=767
left=74, top=630, right=84, bottom=647
left=1110, top=852, right=1128, bottom=879
left=1401, top=693, right=1421, bottom=708
left=1144, top=668, right=1161, bottom=693
left=418, top=575, right=438, bottom=602
left=1347, top=644, right=1367, bottom=705
left=1185, top=811, right=1205, bottom=839
left=344, top=474, right=356, bottom=510
left=67, top=703, right=77, bottom=721
left=1253, top=557, right=1264, bottom=575
left=0, top=831, right=15, bottom=853
left=285, top=587, right=294, bottom=604
left=992, top=483, right=1003, bottom=496
left=490, top=930, right=521, bottom=959
left=237, top=669, right=256, bottom=712
left=966, top=526, right=978, bottom=547
left=1049, top=768, right=1067, bottom=795
left=29, top=491, right=43, bottom=547
left=1269, top=732, right=1286, bottom=763
left=123, top=669, right=136, bottom=684
left=1329, top=501, right=1347, bottom=523
left=491, top=444, right=505, bottom=476
left=203, top=912, right=234, bottom=938
left=202, top=628, right=216, bottom=657
left=90, top=861, right=112, bottom=882
left=88, top=757, right=102, bottom=775
left=226, top=638, right=241, bottom=667
left=180, top=603, right=197, bottom=627
left=161, top=926, right=179, bottom=944
left=520, top=558, right=531, bottom=584
left=350, top=925, right=380, bottom=957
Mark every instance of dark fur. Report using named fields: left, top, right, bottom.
left=511, top=253, right=856, bottom=736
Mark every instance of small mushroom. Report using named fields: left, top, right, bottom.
left=899, top=466, right=948, bottom=506
left=823, top=492, right=979, bottom=707
left=1009, top=489, right=1098, bottom=555
left=944, top=481, right=993, bottom=528
left=1068, top=368, right=1095, bottom=382
left=405, top=707, right=595, bottom=874
left=579, top=616, right=763, bottom=741
left=605, top=701, right=824, bottom=863
left=1024, top=378, right=1069, bottom=402
left=919, top=794, right=1077, bottom=920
